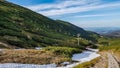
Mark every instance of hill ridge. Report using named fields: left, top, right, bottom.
left=0, top=0, right=99, bottom=48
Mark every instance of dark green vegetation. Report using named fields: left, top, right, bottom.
left=0, top=46, right=81, bottom=65
left=0, top=0, right=99, bottom=48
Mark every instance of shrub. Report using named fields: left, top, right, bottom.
left=43, top=46, right=82, bottom=57
left=74, top=57, right=100, bottom=68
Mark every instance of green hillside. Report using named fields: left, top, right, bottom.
left=99, top=37, right=120, bottom=51
left=0, top=0, right=99, bottom=48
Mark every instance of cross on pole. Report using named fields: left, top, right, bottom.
left=77, top=33, right=80, bottom=46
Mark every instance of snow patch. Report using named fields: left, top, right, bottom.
left=0, top=49, right=3, bottom=51
left=72, top=51, right=100, bottom=62
left=35, top=47, right=43, bottom=50
left=61, top=62, right=70, bottom=65
left=86, top=48, right=99, bottom=52
left=58, top=50, right=100, bottom=68
left=0, top=63, right=56, bottom=68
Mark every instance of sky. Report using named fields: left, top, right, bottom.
left=7, top=0, right=120, bottom=28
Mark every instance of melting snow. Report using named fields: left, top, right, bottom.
left=72, top=51, right=100, bottom=62
left=86, top=48, right=99, bottom=52
left=0, top=49, right=3, bottom=51
left=0, top=63, right=56, bottom=68
left=58, top=49, right=100, bottom=68
left=35, top=47, right=43, bottom=50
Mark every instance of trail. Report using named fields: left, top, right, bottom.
left=108, top=53, right=119, bottom=68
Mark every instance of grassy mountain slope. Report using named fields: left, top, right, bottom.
left=99, top=37, right=120, bottom=51
left=0, top=0, right=99, bottom=48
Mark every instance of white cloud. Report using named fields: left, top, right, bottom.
left=28, top=0, right=100, bottom=11
left=73, top=13, right=120, bottom=18
left=27, top=0, right=120, bottom=16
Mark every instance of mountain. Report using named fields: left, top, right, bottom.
left=84, top=27, right=120, bottom=34
left=103, top=30, right=120, bottom=37
left=0, top=0, right=99, bottom=48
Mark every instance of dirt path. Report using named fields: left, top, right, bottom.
left=108, top=53, right=119, bottom=68
left=90, top=52, right=108, bottom=68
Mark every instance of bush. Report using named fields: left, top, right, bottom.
left=43, top=46, right=82, bottom=57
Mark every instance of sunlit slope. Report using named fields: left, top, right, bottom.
left=0, top=0, right=99, bottom=48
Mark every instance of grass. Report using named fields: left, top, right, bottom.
left=43, top=46, right=82, bottom=57
left=98, top=37, right=120, bottom=51
left=0, top=46, right=81, bottom=65
left=74, top=57, right=100, bottom=68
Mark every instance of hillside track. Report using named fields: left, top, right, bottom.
left=108, top=53, right=119, bottom=68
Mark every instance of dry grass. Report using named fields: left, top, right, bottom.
left=0, top=49, right=70, bottom=65
left=92, top=52, right=108, bottom=68
left=0, top=46, right=81, bottom=65
left=113, top=51, right=120, bottom=65
left=74, top=57, right=100, bottom=68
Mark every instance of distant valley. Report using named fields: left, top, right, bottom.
left=85, top=27, right=120, bottom=37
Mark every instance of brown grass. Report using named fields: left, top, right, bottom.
left=0, top=49, right=70, bottom=65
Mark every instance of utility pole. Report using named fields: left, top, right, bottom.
left=77, top=33, right=80, bottom=46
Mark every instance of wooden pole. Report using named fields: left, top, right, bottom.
left=77, top=34, right=80, bottom=46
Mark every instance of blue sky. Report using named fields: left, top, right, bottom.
left=7, top=0, right=120, bottom=28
